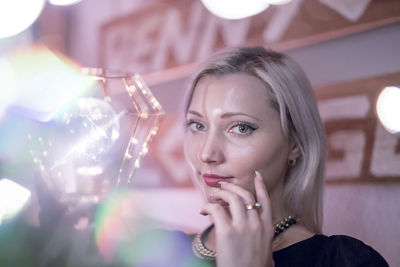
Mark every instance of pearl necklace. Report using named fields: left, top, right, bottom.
left=192, top=215, right=297, bottom=260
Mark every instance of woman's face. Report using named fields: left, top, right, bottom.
left=184, top=73, right=293, bottom=204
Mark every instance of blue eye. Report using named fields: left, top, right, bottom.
left=186, top=120, right=206, bottom=131
left=229, top=123, right=257, bottom=136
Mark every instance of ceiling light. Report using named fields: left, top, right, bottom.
left=201, top=0, right=270, bottom=20
left=376, top=86, right=400, bottom=134
left=48, top=0, right=82, bottom=6
left=0, top=0, right=45, bottom=39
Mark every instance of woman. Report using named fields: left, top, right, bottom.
left=179, top=46, right=388, bottom=266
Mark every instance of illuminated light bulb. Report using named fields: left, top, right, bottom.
left=134, top=159, right=140, bottom=168
left=0, top=0, right=45, bottom=38
left=128, top=86, right=136, bottom=94
left=376, top=86, right=400, bottom=134
left=49, top=0, right=82, bottom=6
left=201, top=0, right=269, bottom=20
left=150, top=128, right=158, bottom=136
left=0, top=179, right=31, bottom=224
left=139, top=112, right=149, bottom=119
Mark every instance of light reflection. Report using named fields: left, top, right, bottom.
left=0, top=178, right=31, bottom=224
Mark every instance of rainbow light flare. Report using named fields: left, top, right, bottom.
left=0, top=45, right=96, bottom=122
left=93, top=190, right=205, bottom=266
left=94, top=189, right=138, bottom=261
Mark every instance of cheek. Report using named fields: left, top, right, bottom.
left=228, top=141, right=288, bottom=187
left=183, top=132, right=200, bottom=169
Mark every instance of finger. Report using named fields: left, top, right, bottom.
left=211, top=189, right=248, bottom=224
left=218, top=182, right=255, bottom=204
left=254, top=171, right=272, bottom=224
left=201, top=203, right=231, bottom=228
left=218, top=182, right=260, bottom=220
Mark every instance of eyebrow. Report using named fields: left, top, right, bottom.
left=187, top=110, right=261, bottom=121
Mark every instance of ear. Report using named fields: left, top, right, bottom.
left=288, top=141, right=301, bottom=161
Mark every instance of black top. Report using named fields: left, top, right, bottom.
left=127, top=230, right=389, bottom=267
left=273, top=234, right=388, bottom=267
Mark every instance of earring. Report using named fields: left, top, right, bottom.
left=288, top=158, right=297, bottom=167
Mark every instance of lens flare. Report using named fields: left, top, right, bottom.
left=0, top=178, right=31, bottom=224
left=93, top=189, right=203, bottom=266
left=94, top=189, right=141, bottom=261
left=0, top=45, right=96, bottom=122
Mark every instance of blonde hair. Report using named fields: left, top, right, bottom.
left=184, top=47, right=326, bottom=233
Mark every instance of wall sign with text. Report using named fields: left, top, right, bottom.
left=100, top=0, right=400, bottom=77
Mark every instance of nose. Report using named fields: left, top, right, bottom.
left=199, top=131, right=224, bottom=165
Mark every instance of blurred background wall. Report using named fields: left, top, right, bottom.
left=1, top=0, right=399, bottom=265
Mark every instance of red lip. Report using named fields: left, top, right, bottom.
left=203, top=174, right=233, bottom=187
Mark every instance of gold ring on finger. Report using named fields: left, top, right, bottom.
left=245, top=202, right=262, bottom=211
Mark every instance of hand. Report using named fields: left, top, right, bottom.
left=201, top=171, right=274, bottom=267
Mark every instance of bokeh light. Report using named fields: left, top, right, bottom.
left=201, top=0, right=269, bottom=20
left=376, top=86, right=400, bottom=134
left=0, top=0, right=45, bottom=38
left=0, top=178, right=31, bottom=224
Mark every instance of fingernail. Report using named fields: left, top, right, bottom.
left=255, top=171, right=262, bottom=180
left=218, top=181, right=228, bottom=185
left=200, top=210, right=208, bottom=216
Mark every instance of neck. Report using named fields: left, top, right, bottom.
left=268, top=181, right=291, bottom=224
